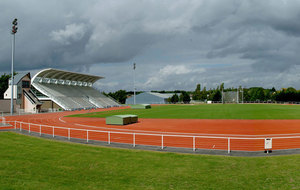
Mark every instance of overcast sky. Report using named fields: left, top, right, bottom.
left=1, top=0, right=300, bottom=92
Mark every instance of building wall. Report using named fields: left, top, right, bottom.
left=0, top=99, right=17, bottom=113
left=3, top=85, right=17, bottom=99
left=40, top=100, right=62, bottom=111
left=21, top=75, right=31, bottom=84
left=4, top=75, right=31, bottom=100
left=19, top=75, right=31, bottom=108
left=23, top=95, right=36, bottom=113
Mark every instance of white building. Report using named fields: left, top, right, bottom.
left=126, top=92, right=175, bottom=104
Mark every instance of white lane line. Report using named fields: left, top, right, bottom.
left=59, top=117, right=66, bottom=123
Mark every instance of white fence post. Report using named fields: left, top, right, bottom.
left=108, top=131, right=110, bottom=144
left=1, top=112, right=5, bottom=125
left=14, top=121, right=16, bottom=129
left=87, top=130, right=89, bottom=143
left=133, top=133, right=135, bottom=147
left=161, top=134, right=164, bottom=149
left=53, top=126, right=54, bottom=138
left=228, top=138, right=230, bottom=154
left=40, top=125, right=42, bottom=136
left=20, top=122, right=22, bottom=131
left=68, top=128, right=70, bottom=140
left=193, top=136, right=195, bottom=152
left=29, top=123, right=31, bottom=133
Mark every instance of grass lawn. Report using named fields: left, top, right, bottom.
left=0, top=132, right=299, bottom=189
left=68, top=104, right=300, bottom=119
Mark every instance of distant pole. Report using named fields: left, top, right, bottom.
left=133, top=63, right=136, bottom=105
left=222, top=89, right=224, bottom=104
left=237, top=88, right=239, bottom=104
left=242, top=88, right=244, bottom=104
left=11, top=18, right=18, bottom=115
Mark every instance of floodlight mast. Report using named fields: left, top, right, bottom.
left=241, top=87, right=244, bottom=104
left=133, top=63, right=136, bottom=105
left=10, top=18, right=18, bottom=115
left=237, top=88, right=239, bottom=104
left=222, top=89, right=224, bottom=104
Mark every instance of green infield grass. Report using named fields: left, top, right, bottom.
left=0, top=132, right=299, bottom=189
left=68, top=104, right=300, bottom=119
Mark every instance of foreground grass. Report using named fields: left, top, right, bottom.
left=69, top=104, right=300, bottom=119
left=0, top=132, right=299, bottom=189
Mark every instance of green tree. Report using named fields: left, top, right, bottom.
left=170, top=94, right=179, bottom=103
left=192, top=84, right=201, bottom=100
left=179, top=93, right=183, bottom=102
left=212, top=90, right=222, bottom=101
left=196, top=84, right=201, bottom=92
left=200, top=87, right=207, bottom=100
left=271, top=87, right=276, bottom=92
left=220, top=83, right=224, bottom=91
left=263, top=89, right=272, bottom=101
left=108, top=90, right=127, bottom=104
left=0, top=73, right=12, bottom=99
left=167, top=97, right=172, bottom=104
left=274, top=87, right=300, bottom=102
left=181, top=91, right=191, bottom=103
left=248, top=87, right=265, bottom=101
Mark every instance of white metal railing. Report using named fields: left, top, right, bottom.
left=0, top=111, right=5, bottom=124
left=4, top=120, right=300, bottom=153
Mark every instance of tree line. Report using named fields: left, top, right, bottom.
left=166, top=91, right=191, bottom=104
left=191, top=83, right=300, bottom=102
left=105, top=90, right=191, bottom=104
left=93, top=86, right=300, bottom=104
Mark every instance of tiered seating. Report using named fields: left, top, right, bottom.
left=33, top=83, right=119, bottom=110
left=80, top=86, right=119, bottom=107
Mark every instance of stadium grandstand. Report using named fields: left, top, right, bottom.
left=0, top=68, right=119, bottom=113
left=31, top=68, right=119, bottom=111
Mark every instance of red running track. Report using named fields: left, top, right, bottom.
left=3, top=106, right=300, bottom=152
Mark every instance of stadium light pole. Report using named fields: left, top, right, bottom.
left=133, top=63, right=136, bottom=105
left=237, top=88, right=239, bottom=104
left=241, top=88, right=244, bottom=104
left=10, top=18, right=18, bottom=115
left=222, top=89, right=224, bottom=104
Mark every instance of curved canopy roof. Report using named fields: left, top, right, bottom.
left=31, top=68, right=103, bottom=84
left=10, top=72, right=30, bottom=85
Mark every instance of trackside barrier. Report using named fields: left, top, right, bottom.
left=4, top=121, right=300, bottom=153
left=1, top=111, right=5, bottom=125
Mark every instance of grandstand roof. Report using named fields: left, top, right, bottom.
left=31, top=68, right=103, bottom=84
left=126, top=92, right=176, bottom=104
left=148, top=92, right=175, bottom=99
left=10, top=72, right=31, bottom=85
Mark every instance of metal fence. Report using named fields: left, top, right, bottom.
left=0, top=112, right=5, bottom=125
left=4, top=120, right=300, bottom=153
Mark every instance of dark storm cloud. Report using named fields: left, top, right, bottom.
left=1, top=0, right=300, bottom=91
left=190, top=0, right=300, bottom=72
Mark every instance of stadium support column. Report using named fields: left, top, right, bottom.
left=133, top=63, right=136, bottom=105
left=10, top=18, right=18, bottom=115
